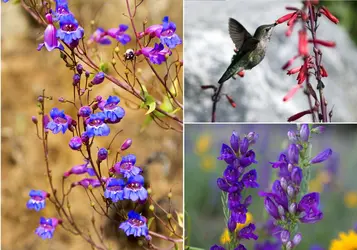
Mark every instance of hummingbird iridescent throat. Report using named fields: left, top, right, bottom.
left=218, top=18, right=277, bottom=84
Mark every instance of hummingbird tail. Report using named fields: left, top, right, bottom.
left=218, top=67, right=242, bottom=84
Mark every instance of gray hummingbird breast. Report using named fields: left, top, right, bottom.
left=247, top=42, right=266, bottom=69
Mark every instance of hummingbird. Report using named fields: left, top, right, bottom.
left=218, top=18, right=276, bottom=84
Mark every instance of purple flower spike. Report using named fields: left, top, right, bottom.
left=235, top=245, right=247, bottom=250
left=288, top=144, right=299, bottom=164
left=217, top=178, right=230, bottom=192
left=241, top=169, right=259, bottom=188
left=107, top=24, right=131, bottom=45
left=230, top=131, right=240, bottom=153
left=264, top=197, right=280, bottom=220
left=217, top=143, right=236, bottom=164
left=38, top=14, right=64, bottom=52
left=27, top=190, right=49, bottom=211
left=223, top=166, right=240, bottom=184
left=119, top=210, right=148, bottom=237
left=113, top=154, right=142, bottom=178
left=136, top=43, right=172, bottom=65
left=46, top=108, right=71, bottom=134
left=210, top=245, right=226, bottom=250
left=231, top=204, right=248, bottom=224
left=57, top=14, right=84, bottom=47
left=69, top=136, right=82, bottom=150
left=35, top=217, right=61, bottom=239
left=300, top=124, right=310, bottom=142
left=99, top=96, right=125, bottom=123
left=85, top=112, right=110, bottom=137
left=123, top=175, right=148, bottom=201
left=238, top=223, right=258, bottom=240
left=104, top=178, right=125, bottom=202
left=160, top=16, right=182, bottom=48
left=228, top=192, right=241, bottom=210
left=310, top=148, right=332, bottom=164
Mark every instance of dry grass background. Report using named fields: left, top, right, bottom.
left=1, top=0, right=183, bottom=249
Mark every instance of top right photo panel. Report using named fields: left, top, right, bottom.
left=184, top=0, right=357, bottom=123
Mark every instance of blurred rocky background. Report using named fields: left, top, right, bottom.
left=184, top=0, right=357, bottom=122
left=1, top=0, right=182, bottom=249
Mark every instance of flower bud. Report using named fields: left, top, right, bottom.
left=73, top=73, right=80, bottom=86
left=280, top=230, right=290, bottom=244
left=278, top=205, right=285, bottom=217
left=95, top=95, right=102, bottom=102
left=287, top=130, right=297, bottom=143
left=291, top=167, right=303, bottom=186
left=120, top=138, right=132, bottom=151
left=81, top=132, right=90, bottom=144
left=230, top=131, right=240, bottom=153
left=286, top=241, right=293, bottom=250
left=310, top=148, right=332, bottom=164
left=85, top=71, right=90, bottom=78
left=288, top=163, right=293, bottom=172
left=91, top=72, right=105, bottom=85
left=287, top=185, right=295, bottom=198
left=97, top=148, right=108, bottom=161
left=240, top=138, right=249, bottom=155
left=247, top=132, right=259, bottom=145
left=76, top=64, right=83, bottom=74
left=311, top=126, right=325, bottom=134
left=32, top=116, right=38, bottom=124
left=69, top=136, right=82, bottom=150
left=38, top=96, right=44, bottom=103
left=78, top=106, right=92, bottom=118
left=288, top=144, right=299, bottom=164
left=300, top=124, right=310, bottom=142
left=289, top=202, right=297, bottom=215
left=293, top=233, right=302, bottom=246
left=280, top=177, right=288, bottom=191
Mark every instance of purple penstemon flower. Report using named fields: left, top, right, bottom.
left=160, top=16, right=182, bottom=48
left=123, top=175, right=148, bottom=202
left=46, top=108, right=72, bottom=134
left=104, top=178, right=125, bottom=202
left=38, top=14, right=64, bottom=52
left=54, top=0, right=71, bottom=19
left=98, top=96, right=125, bottom=123
left=35, top=217, right=61, bottom=239
left=261, top=124, right=326, bottom=250
left=88, top=28, right=112, bottom=45
left=57, top=14, right=84, bottom=48
left=113, top=154, right=142, bottom=178
left=119, top=210, right=148, bottom=237
left=72, top=178, right=102, bottom=188
left=211, top=131, right=259, bottom=250
left=63, top=160, right=95, bottom=178
left=310, top=148, right=332, bottom=164
left=26, top=190, right=49, bottom=211
left=85, top=112, right=110, bottom=137
left=136, top=43, right=172, bottom=65
left=107, top=24, right=131, bottom=45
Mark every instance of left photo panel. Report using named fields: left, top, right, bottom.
left=1, top=1, right=183, bottom=250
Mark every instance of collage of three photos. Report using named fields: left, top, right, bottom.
left=2, top=0, right=357, bottom=250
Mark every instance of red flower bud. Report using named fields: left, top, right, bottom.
left=282, top=55, right=299, bottom=70
left=283, top=85, right=303, bottom=102
left=298, top=30, right=309, bottom=56
left=237, top=71, right=245, bottom=77
left=320, top=6, right=339, bottom=24
left=276, top=12, right=296, bottom=24
left=320, top=65, right=328, bottom=77
left=286, top=7, right=299, bottom=11
left=287, top=13, right=298, bottom=26
left=287, top=109, right=313, bottom=122
left=287, top=66, right=302, bottom=75
left=308, top=39, right=336, bottom=47
left=225, top=95, right=236, bottom=108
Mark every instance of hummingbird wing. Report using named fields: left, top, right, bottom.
left=228, top=18, right=253, bottom=51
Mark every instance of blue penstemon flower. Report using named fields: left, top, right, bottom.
left=119, top=210, right=148, bottom=237
left=35, top=217, right=61, bottom=239
left=113, top=154, right=142, bottom=178
left=136, top=43, right=172, bottom=65
left=104, top=178, right=125, bottom=202
left=26, top=190, right=49, bottom=211
left=99, top=96, right=125, bottom=123
left=107, top=24, right=131, bottom=45
left=57, top=14, right=84, bottom=47
left=160, top=16, right=182, bottom=49
left=123, top=175, right=148, bottom=202
left=46, top=108, right=72, bottom=134
left=85, top=112, right=110, bottom=137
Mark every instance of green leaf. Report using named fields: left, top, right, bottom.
left=141, top=85, right=149, bottom=98
left=140, top=115, right=153, bottom=132
left=100, top=62, right=109, bottom=74
left=145, top=95, right=156, bottom=115
left=147, top=217, right=154, bottom=229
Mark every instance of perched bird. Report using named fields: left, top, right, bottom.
left=218, top=18, right=276, bottom=84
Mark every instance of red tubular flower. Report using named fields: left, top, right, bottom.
left=287, top=12, right=298, bottom=26
left=320, top=6, right=339, bottom=24
left=287, top=66, right=302, bottom=75
left=320, top=65, right=328, bottom=77
left=298, top=30, right=308, bottom=56
left=296, top=62, right=308, bottom=85
left=308, top=39, right=336, bottom=47
left=276, top=12, right=297, bottom=24
left=287, top=109, right=313, bottom=122
left=225, top=95, right=236, bottom=108
left=283, top=85, right=303, bottom=102
left=282, top=55, right=299, bottom=70
left=286, top=7, right=299, bottom=11
left=237, top=71, right=245, bottom=77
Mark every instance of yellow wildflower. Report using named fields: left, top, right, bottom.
left=200, top=155, right=216, bottom=171
left=344, top=192, right=357, bottom=208
left=219, top=212, right=253, bottom=244
left=195, top=134, right=212, bottom=155
left=329, top=230, right=357, bottom=250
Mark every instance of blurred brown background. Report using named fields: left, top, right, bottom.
left=1, top=0, right=183, bottom=249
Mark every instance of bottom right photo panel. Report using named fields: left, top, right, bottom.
left=185, top=124, right=357, bottom=250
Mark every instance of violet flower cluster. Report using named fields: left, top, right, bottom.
left=261, top=124, right=332, bottom=250
left=211, top=131, right=260, bottom=250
